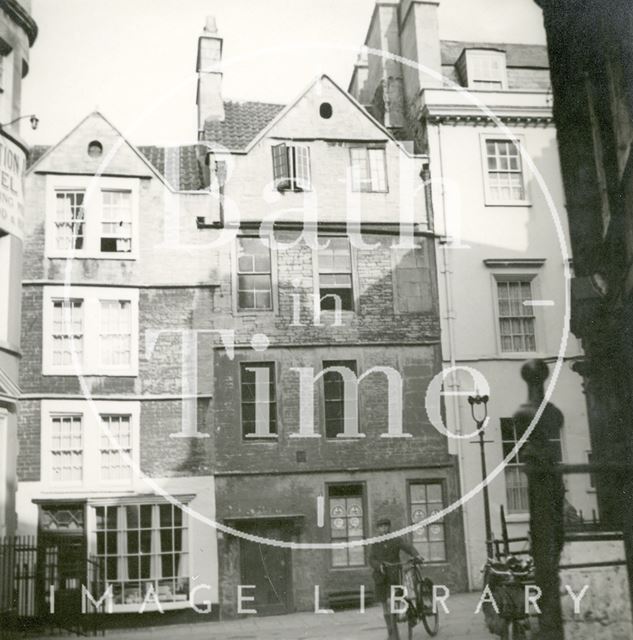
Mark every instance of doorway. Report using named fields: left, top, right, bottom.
left=238, top=519, right=293, bottom=616
left=37, top=503, right=86, bottom=624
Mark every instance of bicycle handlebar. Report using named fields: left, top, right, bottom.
left=380, top=557, right=425, bottom=568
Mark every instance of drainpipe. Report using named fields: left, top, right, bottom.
left=434, top=122, right=475, bottom=590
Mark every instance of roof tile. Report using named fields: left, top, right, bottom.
left=137, top=144, right=206, bottom=191
left=201, top=100, right=285, bottom=150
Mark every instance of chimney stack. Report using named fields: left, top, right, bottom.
left=196, top=15, right=225, bottom=136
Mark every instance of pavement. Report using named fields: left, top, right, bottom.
left=30, top=592, right=491, bottom=640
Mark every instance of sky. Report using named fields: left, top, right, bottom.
left=20, top=0, right=547, bottom=147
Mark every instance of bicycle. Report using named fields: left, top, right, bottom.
left=483, top=558, right=534, bottom=640
left=385, top=558, right=439, bottom=639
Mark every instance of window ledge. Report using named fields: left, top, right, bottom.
left=504, top=513, right=529, bottom=524
left=381, top=433, right=413, bottom=439
left=497, top=352, right=542, bottom=359
left=40, top=485, right=137, bottom=494
left=42, top=370, right=138, bottom=377
left=170, top=432, right=210, bottom=439
left=47, top=254, right=138, bottom=261
left=289, top=433, right=321, bottom=439
left=107, top=601, right=190, bottom=613
left=484, top=201, right=532, bottom=208
left=334, top=434, right=366, bottom=440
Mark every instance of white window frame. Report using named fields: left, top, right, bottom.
left=45, top=175, right=140, bottom=259
left=232, top=235, right=278, bottom=314
left=85, top=498, right=192, bottom=612
left=271, top=142, right=312, bottom=191
left=42, top=285, right=139, bottom=376
left=491, top=272, right=543, bottom=356
left=349, top=146, right=388, bottom=192
left=313, top=235, right=358, bottom=314
left=41, top=399, right=140, bottom=490
left=465, top=50, right=508, bottom=90
left=480, top=134, right=530, bottom=206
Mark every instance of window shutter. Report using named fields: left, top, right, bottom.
left=271, top=143, right=290, bottom=190
left=294, top=145, right=311, bottom=191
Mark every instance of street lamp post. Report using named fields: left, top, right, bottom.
left=0, top=114, right=39, bottom=130
left=468, top=393, right=494, bottom=559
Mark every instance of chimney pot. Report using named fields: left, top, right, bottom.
left=204, top=15, right=217, bottom=33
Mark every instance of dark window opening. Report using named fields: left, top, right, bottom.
left=240, top=362, right=277, bottom=437
left=319, top=102, right=333, bottom=119
left=323, top=359, right=357, bottom=438
left=88, top=140, right=103, bottom=157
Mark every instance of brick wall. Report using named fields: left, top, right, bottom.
left=18, top=114, right=219, bottom=483
left=216, top=467, right=468, bottom=616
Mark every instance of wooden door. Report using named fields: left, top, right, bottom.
left=239, top=521, right=292, bottom=615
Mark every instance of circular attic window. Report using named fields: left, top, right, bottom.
left=87, top=140, right=103, bottom=157
left=319, top=102, right=333, bottom=119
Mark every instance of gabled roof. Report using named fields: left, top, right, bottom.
left=27, top=111, right=171, bottom=189
left=441, top=40, right=549, bottom=69
left=241, top=74, right=417, bottom=157
left=29, top=141, right=207, bottom=191
left=201, top=101, right=285, bottom=151
left=137, top=145, right=206, bottom=191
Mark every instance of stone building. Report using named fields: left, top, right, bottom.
left=13, top=17, right=469, bottom=621
left=349, top=0, right=596, bottom=587
left=195, top=17, right=468, bottom=614
left=0, top=0, right=37, bottom=541
left=17, top=114, right=218, bottom=620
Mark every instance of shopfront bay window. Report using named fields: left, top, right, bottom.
left=92, top=502, right=189, bottom=609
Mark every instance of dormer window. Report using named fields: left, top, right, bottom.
left=271, top=143, right=311, bottom=191
left=459, top=49, right=507, bottom=90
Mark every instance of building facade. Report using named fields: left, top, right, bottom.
left=0, top=0, right=37, bottom=541
left=17, top=114, right=218, bottom=620
left=14, top=16, right=469, bottom=621
left=194, top=18, right=468, bottom=613
left=349, top=0, right=596, bottom=587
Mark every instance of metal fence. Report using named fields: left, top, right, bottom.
left=0, top=536, right=37, bottom=619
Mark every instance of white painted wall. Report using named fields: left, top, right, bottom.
left=428, top=114, right=596, bottom=587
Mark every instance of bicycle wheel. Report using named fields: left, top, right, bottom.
left=418, top=577, right=439, bottom=636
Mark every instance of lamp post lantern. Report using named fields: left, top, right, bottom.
left=0, top=114, right=39, bottom=130
left=468, top=393, right=494, bottom=559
